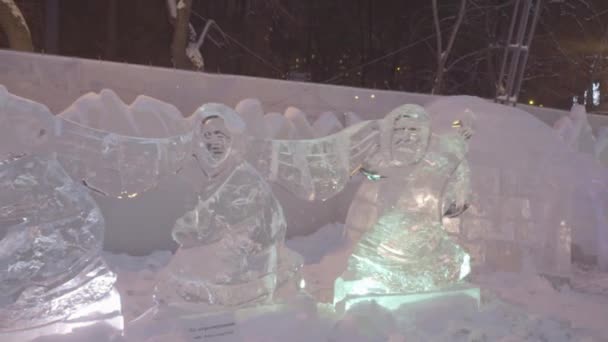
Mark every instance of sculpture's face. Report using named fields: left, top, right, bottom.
left=0, top=156, right=103, bottom=306
left=188, top=103, right=247, bottom=181
left=200, top=116, right=231, bottom=165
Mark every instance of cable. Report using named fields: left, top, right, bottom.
left=189, top=9, right=285, bottom=76
left=322, top=33, right=437, bottom=84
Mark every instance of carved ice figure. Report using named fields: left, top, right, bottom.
left=153, top=104, right=303, bottom=311
left=152, top=102, right=434, bottom=312
left=0, top=154, right=121, bottom=338
left=334, top=112, right=474, bottom=307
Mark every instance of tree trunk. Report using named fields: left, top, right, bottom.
left=171, top=0, right=193, bottom=69
left=0, top=0, right=34, bottom=51
left=431, top=0, right=467, bottom=95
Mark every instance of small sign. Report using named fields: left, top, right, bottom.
left=180, top=311, right=242, bottom=341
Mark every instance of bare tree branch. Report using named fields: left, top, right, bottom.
left=432, top=0, right=468, bottom=94
left=0, top=0, right=33, bottom=51
left=171, top=0, right=193, bottom=69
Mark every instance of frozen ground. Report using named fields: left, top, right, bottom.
left=104, top=223, right=608, bottom=341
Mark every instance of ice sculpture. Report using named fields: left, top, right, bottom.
left=0, top=154, right=122, bottom=340
left=0, top=87, right=194, bottom=199
left=247, top=104, right=432, bottom=202
left=333, top=111, right=475, bottom=310
left=152, top=103, right=303, bottom=313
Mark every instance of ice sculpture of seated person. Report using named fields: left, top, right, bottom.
left=333, top=108, right=476, bottom=311
left=149, top=104, right=304, bottom=317
left=0, top=154, right=122, bottom=341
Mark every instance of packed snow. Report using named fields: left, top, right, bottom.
left=103, top=222, right=608, bottom=341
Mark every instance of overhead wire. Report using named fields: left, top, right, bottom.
left=189, top=8, right=285, bottom=76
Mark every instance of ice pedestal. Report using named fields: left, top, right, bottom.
left=333, top=282, right=480, bottom=314
left=0, top=155, right=122, bottom=341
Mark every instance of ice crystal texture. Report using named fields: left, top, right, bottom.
left=335, top=107, right=472, bottom=304
left=0, top=154, right=116, bottom=331
left=0, top=86, right=194, bottom=198
left=248, top=104, right=432, bottom=201
left=155, top=104, right=302, bottom=310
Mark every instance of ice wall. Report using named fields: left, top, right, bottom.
left=427, top=96, right=608, bottom=273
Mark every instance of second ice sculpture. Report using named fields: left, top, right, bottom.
left=0, top=154, right=122, bottom=339
left=334, top=112, right=476, bottom=311
left=153, top=104, right=303, bottom=312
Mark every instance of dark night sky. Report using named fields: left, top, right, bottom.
left=4, top=0, right=608, bottom=112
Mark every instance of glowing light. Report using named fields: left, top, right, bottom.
left=396, top=66, right=401, bottom=71
left=354, top=95, right=359, bottom=100
left=539, top=104, right=544, bottom=108
left=459, top=254, right=471, bottom=280
left=528, top=99, right=535, bottom=105
left=299, top=279, right=306, bottom=289
left=370, top=94, right=376, bottom=99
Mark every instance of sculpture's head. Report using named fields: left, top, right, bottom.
left=191, top=103, right=246, bottom=180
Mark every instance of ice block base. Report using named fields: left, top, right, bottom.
left=334, top=280, right=480, bottom=314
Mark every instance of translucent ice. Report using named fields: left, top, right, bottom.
left=344, top=112, right=363, bottom=127
left=264, top=112, right=293, bottom=139
left=56, top=90, right=194, bottom=198
left=0, top=154, right=119, bottom=333
left=429, top=96, right=582, bottom=276
left=334, top=118, right=472, bottom=305
left=312, top=111, right=344, bottom=138
left=0, top=85, right=55, bottom=160
left=0, top=87, right=195, bottom=198
left=596, top=126, right=608, bottom=167
left=235, top=98, right=267, bottom=138
left=284, top=106, right=315, bottom=139
left=248, top=104, right=431, bottom=201
left=554, top=104, right=596, bottom=155
left=154, top=104, right=303, bottom=311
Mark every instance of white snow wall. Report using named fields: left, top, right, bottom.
left=1, top=50, right=607, bottom=260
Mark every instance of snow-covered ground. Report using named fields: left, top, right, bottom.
left=104, top=223, right=608, bottom=341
